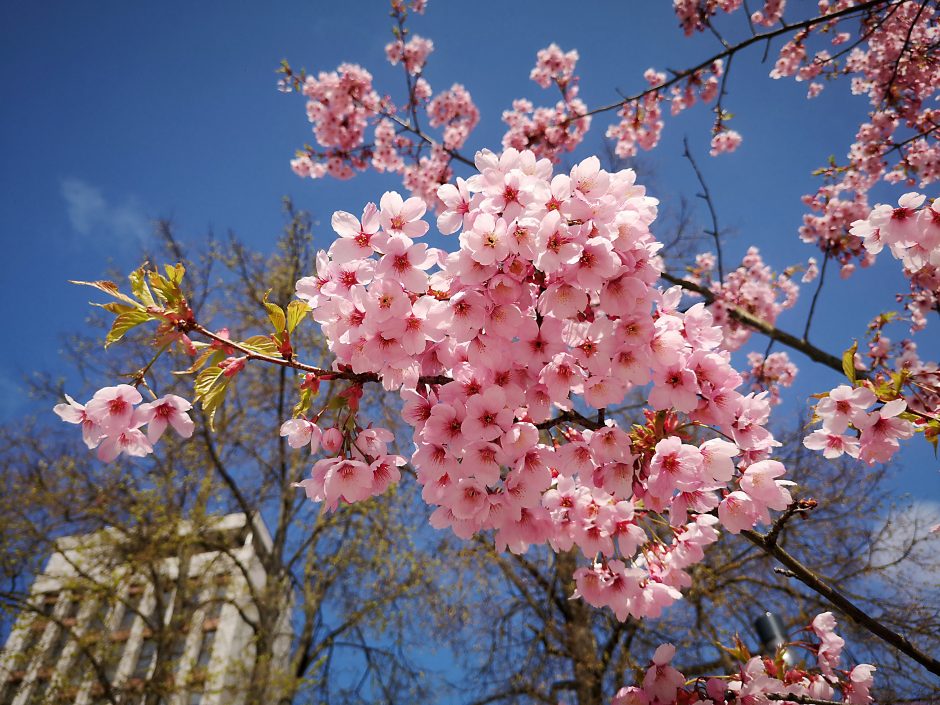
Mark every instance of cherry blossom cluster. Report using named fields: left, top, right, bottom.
left=610, top=612, right=875, bottom=705
left=803, top=288, right=940, bottom=463
left=427, top=84, right=479, bottom=151
left=841, top=1, right=939, bottom=187
left=803, top=384, right=916, bottom=464
left=672, top=0, right=744, bottom=37
left=687, top=248, right=800, bottom=350
left=709, top=129, right=743, bottom=157
left=674, top=0, right=940, bottom=184
left=501, top=44, right=591, bottom=162
left=777, top=2, right=939, bottom=269
left=287, top=147, right=793, bottom=620
left=850, top=192, right=940, bottom=331
left=794, top=192, right=940, bottom=464
left=606, top=69, right=667, bottom=160
left=798, top=186, right=873, bottom=277
left=54, top=386, right=194, bottom=463
left=865, top=327, right=940, bottom=426
left=289, top=63, right=383, bottom=181
left=743, top=351, right=797, bottom=405
left=391, top=0, right=426, bottom=15
left=529, top=43, right=579, bottom=90
left=607, top=59, right=740, bottom=161
left=384, top=34, right=434, bottom=76
left=284, top=1, right=480, bottom=203
left=284, top=419, right=407, bottom=510
left=655, top=2, right=939, bottom=276
left=750, top=0, right=787, bottom=27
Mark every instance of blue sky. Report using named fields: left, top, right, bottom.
left=1, top=0, right=936, bottom=508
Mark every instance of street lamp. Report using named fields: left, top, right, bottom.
left=754, top=611, right=795, bottom=666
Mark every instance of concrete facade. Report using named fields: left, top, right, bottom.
left=0, top=514, right=292, bottom=705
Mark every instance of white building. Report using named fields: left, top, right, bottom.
left=0, top=513, right=292, bottom=705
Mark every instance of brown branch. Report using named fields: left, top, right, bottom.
left=186, top=322, right=451, bottom=387
left=377, top=107, right=475, bottom=168
left=879, top=0, right=930, bottom=107
left=682, top=136, right=725, bottom=279
left=741, top=528, right=940, bottom=676
left=802, top=248, right=831, bottom=343
left=661, top=272, right=853, bottom=377
left=766, top=695, right=853, bottom=705
left=535, top=408, right=604, bottom=431
left=566, top=0, right=890, bottom=123
left=764, top=498, right=817, bottom=548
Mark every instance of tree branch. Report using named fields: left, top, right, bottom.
left=185, top=322, right=451, bottom=387
left=535, top=408, right=604, bottom=431
left=566, top=0, right=890, bottom=123
left=661, top=272, right=854, bottom=377
left=682, top=137, right=724, bottom=280
left=741, top=527, right=940, bottom=676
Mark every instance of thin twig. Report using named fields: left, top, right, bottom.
left=766, top=695, right=854, bottom=705
left=682, top=137, right=725, bottom=279
left=802, top=248, right=831, bottom=343
left=880, top=0, right=930, bottom=107
left=379, top=108, right=475, bottom=168
left=741, top=527, right=940, bottom=676
left=535, top=409, right=603, bottom=432
left=660, top=272, right=854, bottom=377
left=765, top=498, right=817, bottom=548
left=563, top=0, right=890, bottom=124
left=184, top=322, right=451, bottom=387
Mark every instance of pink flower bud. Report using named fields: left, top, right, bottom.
left=219, top=356, right=247, bottom=377
left=321, top=427, right=343, bottom=454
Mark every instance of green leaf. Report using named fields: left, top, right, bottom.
left=893, top=369, right=908, bottom=395
left=173, top=348, right=221, bottom=376
left=193, top=365, right=232, bottom=431
left=164, top=263, right=185, bottom=286
left=286, top=300, right=310, bottom=333
left=263, top=290, right=286, bottom=334
left=926, top=423, right=939, bottom=457
left=242, top=335, right=280, bottom=356
left=842, top=341, right=858, bottom=384
left=194, top=365, right=225, bottom=400
left=95, top=302, right=138, bottom=315
left=129, top=268, right=157, bottom=307
left=147, top=270, right=176, bottom=304
left=292, top=386, right=313, bottom=418
left=71, top=279, right=139, bottom=306
left=105, top=310, right=152, bottom=348
left=200, top=378, right=230, bottom=431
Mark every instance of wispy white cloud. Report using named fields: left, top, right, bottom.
left=61, top=177, right=151, bottom=245
left=870, top=500, right=940, bottom=590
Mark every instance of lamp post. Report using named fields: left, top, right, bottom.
left=754, top=611, right=795, bottom=666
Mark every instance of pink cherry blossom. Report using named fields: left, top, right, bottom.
left=136, top=394, right=195, bottom=444
left=84, top=384, right=143, bottom=434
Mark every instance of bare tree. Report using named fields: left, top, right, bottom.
left=0, top=201, right=455, bottom=705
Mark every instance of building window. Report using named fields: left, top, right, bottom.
left=116, top=584, right=145, bottom=636
left=59, top=594, right=82, bottom=625
left=131, top=634, right=157, bottom=681
left=27, top=677, right=50, bottom=705
left=18, top=618, right=49, bottom=674
left=0, top=678, right=20, bottom=705
left=39, top=593, right=59, bottom=618
left=87, top=598, right=111, bottom=635
left=41, top=626, right=69, bottom=670
left=194, top=629, right=215, bottom=671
